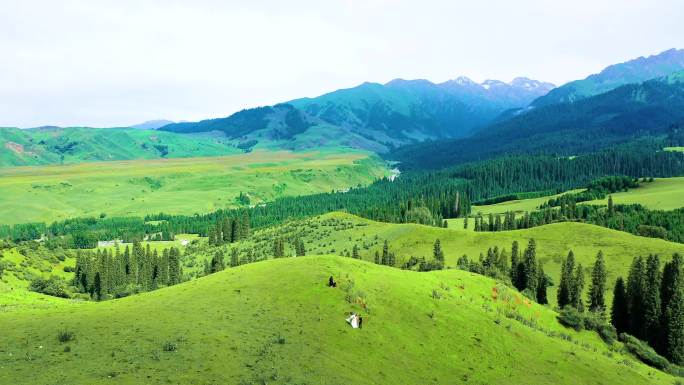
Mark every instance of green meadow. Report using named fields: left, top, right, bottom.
left=581, top=176, right=684, bottom=210
left=0, top=256, right=674, bottom=385
left=226, top=212, right=684, bottom=310
left=0, top=150, right=388, bottom=225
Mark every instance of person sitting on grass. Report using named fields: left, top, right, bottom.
left=328, top=276, right=337, bottom=288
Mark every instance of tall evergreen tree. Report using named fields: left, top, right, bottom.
left=510, top=241, right=520, bottom=289
left=663, top=271, right=684, bottom=364
left=352, top=244, right=360, bottom=259
left=626, top=256, right=647, bottom=337
left=521, top=239, right=537, bottom=293
left=643, top=254, right=662, bottom=347
left=433, top=239, right=444, bottom=268
left=661, top=253, right=683, bottom=354
left=557, top=250, right=576, bottom=308
left=571, top=264, right=585, bottom=311
left=588, top=251, right=607, bottom=313
left=611, top=277, right=629, bottom=334
left=382, top=240, right=389, bottom=265
left=230, top=248, right=239, bottom=267
left=536, top=261, right=549, bottom=304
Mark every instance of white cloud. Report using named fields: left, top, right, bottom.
left=0, top=0, right=682, bottom=127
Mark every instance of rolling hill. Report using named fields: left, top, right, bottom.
left=0, top=126, right=240, bottom=167
left=0, top=255, right=675, bottom=385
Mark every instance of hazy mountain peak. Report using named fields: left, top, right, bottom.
left=131, top=119, right=175, bottom=130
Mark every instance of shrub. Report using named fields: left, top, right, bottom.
left=62, top=266, right=75, bottom=273
left=162, top=341, right=178, bottom=352
left=557, top=307, right=584, bottom=331
left=619, top=333, right=670, bottom=370
left=29, top=276, right=70, bottom=298
left=583, top=312, right=617, bottom=344
left=57, top=329, right=75, bottom=343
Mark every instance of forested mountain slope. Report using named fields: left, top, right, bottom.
left=531, top=48, right=684, bottom=107
left=392, top=72, right=684, bottom=169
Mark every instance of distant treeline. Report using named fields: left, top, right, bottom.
left=539, top=176, right=641, bottom=209
left=2, top=143, right=684, bottom=246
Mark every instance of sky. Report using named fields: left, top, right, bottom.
left=0, top=0, right=682, bottom=128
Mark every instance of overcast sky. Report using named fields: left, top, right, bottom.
left=1, top=0, right=682, bottom=128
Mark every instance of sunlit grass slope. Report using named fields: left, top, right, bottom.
left=0, top=256, right=674, bottom=385
left=0, top=150, right=388, bottom=224
left=246, top=213, right=684, bottom=308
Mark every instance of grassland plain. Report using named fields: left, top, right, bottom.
left=223, top=212, right=684, bottom=309
left=0, top=256, right=675, bottom=385
left=0, top=150, right=389, bottom=225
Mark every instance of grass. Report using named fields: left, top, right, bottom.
left=0, top=150, right=388, bottom=224
left=665, top=147, right=684, bottom=153
left=0, top=255, right=675, bottom=384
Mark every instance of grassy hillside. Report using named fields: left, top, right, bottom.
left=581, top=177, right=684, bottom=210
left=225, top=212, right=684, bottom=309
left=0, top=150, right=388, bottom=225
left=0, top=126, right=242, bottom=167
left=0, top=256, right=674, bottom=385
left=470, top=177, right=684, bottom=216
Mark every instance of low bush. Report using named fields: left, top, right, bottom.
left=557, top=307, right=583, bottom=331
left=57, top=329, right=75, bottom=343
left=29, top=276, right=70, bottom=298
left=619, top=333, right=670, bottom=370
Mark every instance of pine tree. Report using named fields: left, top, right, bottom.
left=643, top=254, right=662, bottom=347
left=382, top=240, right=389, bottom=265
left=661, top=253, right=683, bottom=354
left=168, top=247, right=182, bottom=285
left=571, top=264, right=585, bottom=311
left=588, top=251, right=607, bottom=313
left=230, top=248, right=239, bottom=267
left=557, top=250, right=575, bottom=308
left=510, top=241, right=520, bottom=289
left=611, top=277, right=629, bottom=334
left=521, top=239, right=537, bottom=293
left=388, top=252, right=396, bottom=267
left=608, top=195, right=614, bottom=215
left=665, top=287, right=684, bottom=365
left=433, top=239, right=444, bottom=268
left=536, top=261, right=549, bottom=304
left=374, top=250, right=380, bottom=264
left=352, top=244, right=360, bottom=259
left=463, top=215, right=469, bottom=229
left=626, top=256, right=646, bottom=337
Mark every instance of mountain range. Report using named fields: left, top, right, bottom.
left=159, top=76, right=554, bottom=152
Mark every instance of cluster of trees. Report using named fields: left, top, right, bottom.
left=556, top=251, right=607, bottom=313
left=73, top=242, right=182, bottom=300
left=373, top=240, right=397, bottom=267
left=456, top=239, right=550, bottom=304
left=611, top=254, right=684, bottom=364
left=207, top=213, right=250, bottom=246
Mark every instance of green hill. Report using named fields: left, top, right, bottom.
left=0, top=126, right=240, bottom=167
left=0, top=256, right=674, bottom=385
left=224, top=212, right=684, bottom=310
